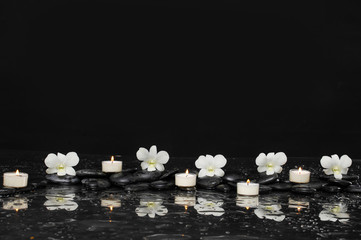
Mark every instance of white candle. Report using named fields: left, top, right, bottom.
left=102, top=156, right=122, bottom=173
left=289, top=167, right=310, bottom=183
left=237, top=179, right=259, bottom=196
left=236, top=196, right=259, bottom=208
left=3, top=170, right=28, bottom=188
left=175, top=169, right=196, bottom=187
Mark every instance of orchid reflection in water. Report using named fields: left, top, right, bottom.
left=319, top=202, right=349, bottom=223
left=44, top=186, right=78, bottom=211
left=254, top=195, right=285, bottom=222
left=135, top=197, right=168, bottom=218
left=194, top=197, right=225, bottom=216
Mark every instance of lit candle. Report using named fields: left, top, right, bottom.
left=3, top=170, right=28, bottom=188
left=289, top=167, right=310, bottom=183
left=102, top=156, right=122, bottom=173
left=175, top=169, right=197, bottom=188
left=237, top=179, right=259, bottom=196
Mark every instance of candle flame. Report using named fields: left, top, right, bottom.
left=298, top=167, right=302, bottom=174
left=16, top=169, right=20, bottom=176
left=185, top=169, right=189, bottom=175
left=111, top=156, right=114, bottom=162
left=246, top=179, right=250, bottom=185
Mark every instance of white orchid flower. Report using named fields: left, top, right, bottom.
left=195, top=154, right=227, bottom=178
left=136, top=145, right=169, bottom=172
left=254, top=204, right=285, bottom=222
left=320, top=154, right=352, bottom=179
left=44, top=152, right=79, bottom=176
left=194, top=197, right=225, bottom=216
left=44, top=193, right=78, bottom=211
left=135, top=200, right=168, bottom=218
left=319, top=203, right=349, bottom=223
left=255, top=152, right=287, bottom=175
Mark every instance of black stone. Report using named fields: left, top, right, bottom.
left=150, top=180, right=175, bottom=190
left=76, top=169, right=107, bottom=178
left=259, top=185, right=272, bottom=194
left=82, top=178, right=111, bottom=190
left=222, top=172, right=243, bottom=183
left=159, top=168, right=179, bottom=180
left=269, top=182, right=293, bottom=191
left=291, top=187, right=316, bottom=195
left=319, top=174, right=359, bottom=181
left=109, top=172, right=135, bottom=186
left=292, top=182, right=327, bottom=190
left=216, top=184, right=232, bottom=193
left=328, top=179, right=352, bottom=188
left=345, top=184, right=361, bottom=193
left=122, top=168, right=139, bottom=174
left=31, top=180, right=48, bottom=189
left=45, top=174, right=80, bottom=185
left=15, top=186, right=34, bottom=193
left=258, top=173, right=278, bottom=185
left=132, top=170, right=163, bottom=182
left=124, top=183, right=150, bottom=192
left=197, top=176, right=223, bottom=189
left=321, top=185, right=341, bottom=193
left=0, top=188, right=16, bottom=196
left=227, top=182, right=237, bottom=188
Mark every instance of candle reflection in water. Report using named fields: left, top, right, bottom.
left=288, top=197, right=310, bottom=214
left=236, top=196, right=259, bottom=209
left=3, top=197, right=28, bottom=211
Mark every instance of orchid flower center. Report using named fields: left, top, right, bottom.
left=147, top=159, right=156, bottom=166
left=55, top=197, right=65, bottom=203
left=205, top=202, right=215, bottom=207
left=147, top=202, right=156, bottom=208
left=266, top=163, right=273, bottom=169
left=332, top=166, right=341, bottom=174
left=57, top=164, right=65, bottom=170
left=331, top=206, right=341, bottom=214
left=207, top=166, right=215, bottom=172
left=265, top=206, right=274, bottom=211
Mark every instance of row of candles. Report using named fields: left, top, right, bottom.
left=3, top=156, right=311, bottom=197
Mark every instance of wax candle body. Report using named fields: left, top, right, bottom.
left=3, top=172, right=28, bottom=188
left=289, top=169, right=310, bottom=183
left=237, top=182, right=259, bottom=196
left=102, top=161, right=122, bottom=173
left=175, top=173, right=197, bottom=187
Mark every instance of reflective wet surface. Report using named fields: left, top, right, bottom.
left=1, top=150, right=361, bottom=239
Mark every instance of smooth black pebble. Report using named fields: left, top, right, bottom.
left=328, top=179, right=352, bottom=188
left=259, top=185, right=272, bottom=194
left=159, top=169, right=179, bottom=180
left=197, top=176, right=223, bottom=189
left=222, top=172, right=243, bottom=183
left=124, top=183, right=150, bottom=192
left=269, top=182, right=293, bottom=191
left=109, top=173, right=135, bottom=186
left=322, top=185, right=341, bottom=193
left=76, top=169, right=107, bottom=178
left=345, top=184, right=361, bottom=193
left=45, top=174, right=80, bottom=185
left=258, top=173, right=279, bottom=185
left=150, top=180, right=175, bottom=190
left=291, top=187, right=316, bottom=194
left=216, top=184, right=232, bottom=193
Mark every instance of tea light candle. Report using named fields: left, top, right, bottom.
left=289, top=167, right=310, bottom=183
left=3, top=170, right=28, bottom=188
left=175, top=169, right=196, bottom=187
left=102, top=156, right=122, bottom=173
left=237, top=179, right=259, bottom=196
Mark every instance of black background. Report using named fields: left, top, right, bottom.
left=1, top=0, right=360, bottom=158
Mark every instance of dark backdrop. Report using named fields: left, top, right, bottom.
left=1, top=0, right=360, bottom=158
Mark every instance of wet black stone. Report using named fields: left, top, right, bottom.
left=15, top=186, right=34, bottom=193
left=319, top=174, right=359, bottom=181
left=268, top=182, right=293, bottom=191
left=82, top=178, right=111, bottom=190
left=345, top=184, right=361, bottom=193
left=197, top=176, right=223, bottom=189
left=216, top=184, right=232, bottom=193
left=124, top=183, right=150, bottom=192
left=328, top=179, right=352, bottom=188
left=150, top=180, right=175, bottom=190
left=109, top=173, right=135, bottom=186
left=259, top=185, right=272, bottom=194
left=132, top=170, right=163, bottom=182
left=122, top=168, right=139, bottom=174
left=76, top=169, right=107, bottom=178
left=45, top=174, right=80, bottom=185
left=227, top=182, right=237, bottom=188
left=322, top=185, right=341, bottom=193
left=159, top=168, right=179, bottom=180
left=258, top=173, right=279, bottom=185
left=0, top=188, right=16, bottom=196
left=292, top=182, right=328, bottom=190
left=222, top=172, right=243, bottom=183
left=31, top=180, right=48, bottom=189
left=291, top=187, right=316, bottom=195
